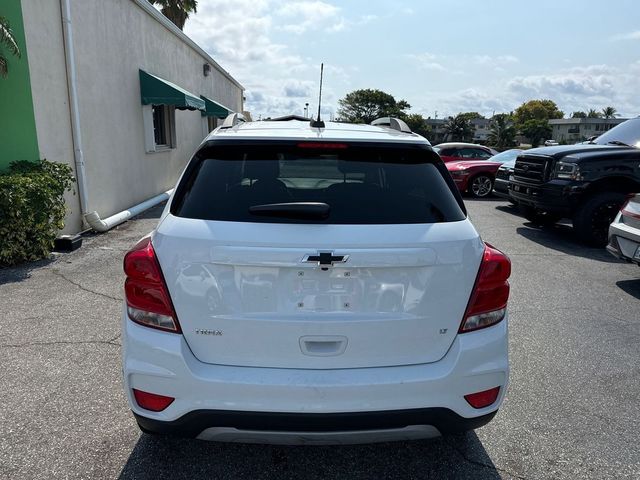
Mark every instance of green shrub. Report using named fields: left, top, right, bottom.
left=0, top=160, right=75, bottom=266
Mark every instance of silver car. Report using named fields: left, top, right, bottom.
left=607, top=194, right=640, bottom=265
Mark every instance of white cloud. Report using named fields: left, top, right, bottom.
left=473, top=54, right=519, bottom=65
left=282, top=79, right=315, bottom=98
left=277, top=1, right=341, bottom=34
left=405, top=53, right=446, bottom=71
left=410, top=62, right=640, bottom=119
left=610, top=30, right=640, bottom=41
left=406, top=52, right=518, bottom=73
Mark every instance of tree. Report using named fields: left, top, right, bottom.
left=401, top=113, right=432, bottom=138
left=443, top=114, right=473, bottom=142
left=602, top=106, right=618, bottom=119
left=587, top=109, right=602, bottom=118
left=148, top=0, right=197, bottom=30
left=0, top=15, right=21, bottom=78
left=458, top=112, right=484, bottom=121
left=571, top=111, right=587, bottom=118
left=513, top=100, right=563, bottom=126
left=520, top=119, right=552, bottom=148
left=487, top=114, right=516, bottom=148
left=337, top=89, right=410, bottom=124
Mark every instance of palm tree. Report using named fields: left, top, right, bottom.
left=601, top=106, right=618, bottom=132
left=148, top=0, right=197, bottom=30
left=443, top=114, right=473, bottom=142
left=587, top=109, right=602, bottom=118
left=487, top=115, right=516, bottom=149
left=0, top=16, right=21, bottom=78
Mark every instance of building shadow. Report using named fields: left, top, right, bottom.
left=616, top=279, right=640, bottom=300
left=118, top=430, right=502, bottom=479
left=0, top=257, right=55, bottom=285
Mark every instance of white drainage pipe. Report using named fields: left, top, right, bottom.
left=84, top=189, right=173, bottom=232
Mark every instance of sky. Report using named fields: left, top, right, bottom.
left=183, top=0, right=640, bottom=120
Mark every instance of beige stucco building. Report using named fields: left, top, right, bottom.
left=11, top=0, right=244, bottom=233
left=549, top=118, right=628, bottom=143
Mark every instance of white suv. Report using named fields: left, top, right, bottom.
left=122, top=116, right=511, bottom=444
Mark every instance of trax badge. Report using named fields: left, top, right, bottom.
left=196, top=329, right=223, bottom=336
left=302, top=251, right=349, bottom=270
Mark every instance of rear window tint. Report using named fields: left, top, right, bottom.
left=171, top=142, right=465, bottom=224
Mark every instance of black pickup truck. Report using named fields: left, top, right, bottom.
left=509, top=117, right=640, bottom=246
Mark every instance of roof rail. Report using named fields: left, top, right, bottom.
left=220, top=112, right=246, bottom=129
left=371, top=117, right=412, bottom=133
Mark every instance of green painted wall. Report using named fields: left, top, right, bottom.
left=0, top=0, right=39, bottom=171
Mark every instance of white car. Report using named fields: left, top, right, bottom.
left=607, top=193, right=640, bottom=265
left=122, top=115, right=511, bottom=444
left=544, top=140, right=559, bottom=146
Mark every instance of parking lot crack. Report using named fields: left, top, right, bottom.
left=50, top=270, right=122, bottom=302
left=446, top=439, right=528, bottom=480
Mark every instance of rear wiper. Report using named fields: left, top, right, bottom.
left=249, top=202, right=330, bottom=220
left=607, top=140, right=631, bottom=147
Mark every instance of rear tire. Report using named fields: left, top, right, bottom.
left=519, top=205, right=562, bottom=226
left=469, top=175, right=494, bottom=198
left=572, top=192, right=626, bottom=247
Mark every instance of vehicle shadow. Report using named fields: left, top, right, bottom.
left=494, top=204, right=623, bottom=263
left=118, top=431, right=502, bottom=479
left=515, top=225, right=623, bottom=263
left=616, top=279, right=640, bottom=300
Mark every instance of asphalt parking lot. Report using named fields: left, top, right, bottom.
left=1, top=198, right=639, bottom=479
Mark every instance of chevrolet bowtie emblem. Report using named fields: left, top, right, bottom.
left=302, top=251, right=349, bottom=269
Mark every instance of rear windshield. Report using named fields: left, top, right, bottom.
left=171, top=142, right=465, bottom=224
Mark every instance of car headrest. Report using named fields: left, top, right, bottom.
left=244, top=161, right=280, bottom=180
left=336, top=160, right=365, bottom=175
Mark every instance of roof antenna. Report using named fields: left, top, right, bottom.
left=310, top=63, right=325, bottom=128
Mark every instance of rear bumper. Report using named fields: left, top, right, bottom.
left=122, top=307, right=509, bottom=441
left=608, top=215, right=640, bottom=265
left=134, top=408, right=497, bottom=442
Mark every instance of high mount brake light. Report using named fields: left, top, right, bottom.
left=459, top=244, right=511, bottom=333
left=297, top=142, right=348, bottom=149
left=123, top=237, right=181, bottom=333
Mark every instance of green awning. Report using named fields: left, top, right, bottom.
left=200, top=95, right=232, bottom=118
left=139, top=70, right=205, bottom=111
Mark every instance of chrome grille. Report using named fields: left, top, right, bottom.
left=513, top=155, right=550, bottom=184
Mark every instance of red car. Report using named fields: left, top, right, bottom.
left=446, top=160, right=502, bottom=198
left=433, top=143, right=498, bottom=163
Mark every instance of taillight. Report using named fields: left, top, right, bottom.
left=132, top=389, right=174, bottom=412
left=123, top=237, right=181, bottom=333
left=459, top=244, right=511, bottom=333
left=621, top=195, right=640, bottom=220
left=464, top=387, right=501, bottom=409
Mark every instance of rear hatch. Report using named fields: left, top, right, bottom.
left=153, top=141, right=484, bottom=369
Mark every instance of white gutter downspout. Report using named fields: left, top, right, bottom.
left=60, top=0, right=89, bottom=226
left=60, top=0, right=172, bottom=232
